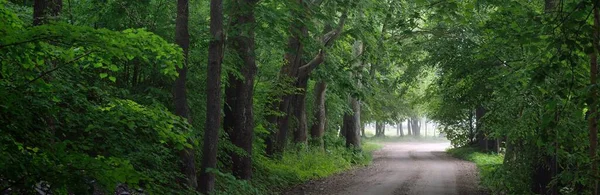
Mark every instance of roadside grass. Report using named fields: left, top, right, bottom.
left=447, top=146, right=504, bottom=192
left=362, top=141, right=383, bottom=152
left=216, top=140, right=384, bottom=195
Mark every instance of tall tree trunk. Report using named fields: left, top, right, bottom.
left=424, top=117, right=427, bottom=137
left=476, top=106, right=487, bottom=150
left=267, top=0, right=307, bottom=154
left=199, top=0, right=224, bottom=193
left=375, top=121, right=382, bottom=137
left=411, top=117, right=420, bottom=136
left=340, top=118, right=348, bottom=138
left=173, top=0, right=197, bottom=190
left=396, top=122, right=400, bottom=136
left=223, top=0, right=258, bottom=180
left=344, top=40, right=363, bottom=148
left=469, top=110, right=475, bottom=143
left=399, top=120, right=404, bottom=136
left=33, top=0, right=62, bottom=25
left=476, top=106, right=498, bottom=152
left=361, top=122, right=366, bottom=138
left=407, top=118, right=412, bottom=136
left=544, top=0, right=558, bottom=13
left=267, top=4, right=347, bottom=155
left=590, top=2, right=599, bottom=193
left=291, top=77, right=309, bottom=143
left=33, top=0, right=62, bottom=181
left=346, top=97, right=361, bottom=148
left=310, top=81, right=327, bottom=147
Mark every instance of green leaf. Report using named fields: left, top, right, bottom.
left=100, top=73, right=108, bottom=78
left=109, top=76, right=116, bottom=82
left=108, top=65, right=119, bottom=72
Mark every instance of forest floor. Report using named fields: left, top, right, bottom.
left=283, top=141, right=487, bottom=195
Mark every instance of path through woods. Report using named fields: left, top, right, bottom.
left=286, top=142, right=486, bottom=195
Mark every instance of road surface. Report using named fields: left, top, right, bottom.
left=284, top=142, right=486, bottom=195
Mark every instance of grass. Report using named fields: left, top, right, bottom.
left=447, top=146, right=504, bottom=192
left=215, top=140, right=383, bottom=195
left=362, top=141, right=384, bottom=152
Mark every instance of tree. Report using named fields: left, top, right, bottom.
left=343, top=40, right=363, bottom=148
left=223, top=0, right=258, bottom=180
left=33, top=0, right=61, bottom=25
left=375, top=121, right=385, bottom=137
left=199, top=0, right=224, bottom=192
left=410, top=117, right=420, bottom=136
left=407, top=118, right=412, bottom=136
left=310, top=81, right=327, bottom=147
left=589, top=1, right=599, bottom=193
left=173, top=0, right=197, bottom=190
left=397, top=121, right=403, bottom=136
left=266, top=1, right=348, bottom=155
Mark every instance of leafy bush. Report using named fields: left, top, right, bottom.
left=0, top=3, right=195, bottom=193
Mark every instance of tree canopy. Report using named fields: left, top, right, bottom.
left=2, top=0, right=600, bottom=194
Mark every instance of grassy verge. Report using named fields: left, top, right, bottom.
left=215, top=141, right=383, bottom=195
left=447, top=146, right=504, bottom=192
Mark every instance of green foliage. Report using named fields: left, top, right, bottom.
left=10, top=0, right=600, bottom=194
left=447, top=147, right=506, bottom=193
left=246, top=142, right=376, bottom=194
left=424, top=0, right=600, bottom=193
left=212, top=129, right=379, bottom=194
left=0, top=2, right=194, bottom=193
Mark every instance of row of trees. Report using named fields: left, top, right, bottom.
left=1, top=0, right=438, bottom=194
left=424, top=0, right=600, bottom=193
left=371, top=119, right=426, bottom=137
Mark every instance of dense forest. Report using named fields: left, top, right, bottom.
left=2, top=0, right=600, bottom=194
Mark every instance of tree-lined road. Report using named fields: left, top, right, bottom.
left=286, top=142, right=485, bottom=195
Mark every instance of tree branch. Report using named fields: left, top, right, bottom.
left=298, top=49, right=325, bottom=77
left=322, top=10, right=348, bottom=47
left=0, top=36, right=59, bottom=49
left=18, top=51, right=93, bottom=89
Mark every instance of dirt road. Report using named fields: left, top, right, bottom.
left=284, top=142, right=485, bottom=195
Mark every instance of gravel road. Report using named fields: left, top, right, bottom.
left=283, top=141, right=486, bottom=195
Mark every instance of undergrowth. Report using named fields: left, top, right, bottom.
left=213, top=141, right=382, bottom=195
left=447, top=146, right=504, bottom=193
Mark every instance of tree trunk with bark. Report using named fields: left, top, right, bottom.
left=291, top=81, right=309, bottom=143
left=469, top=110, right=475, bottom=143
left=223, top=0, right=258, bottom=180
left=361, top=122, right=366, bottom=138
left=339, top=119, right=347, bottom=138
left=265, top=2, right=348, bottom=155
left=173, top=0, right=197, bottom=190
left=343, top=40, right=363, bottom=148
left=199, top=0, right=224, bottom=193
left=590, top=2, right=599, bottom=193
left=411, top=117, right=420, bottom=136
left=33, top=0, right=62, bottom=25
left=476, top=106, right=498, bottom=152
left=407, top=118, right=412, bottom=136
left=399, top=120, right=404, bottom=136
left=310, top=81, right=327, bottom=147
left=375, top=121, right=383, bottom=137
left=343, top=96, right=360, bottom=148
